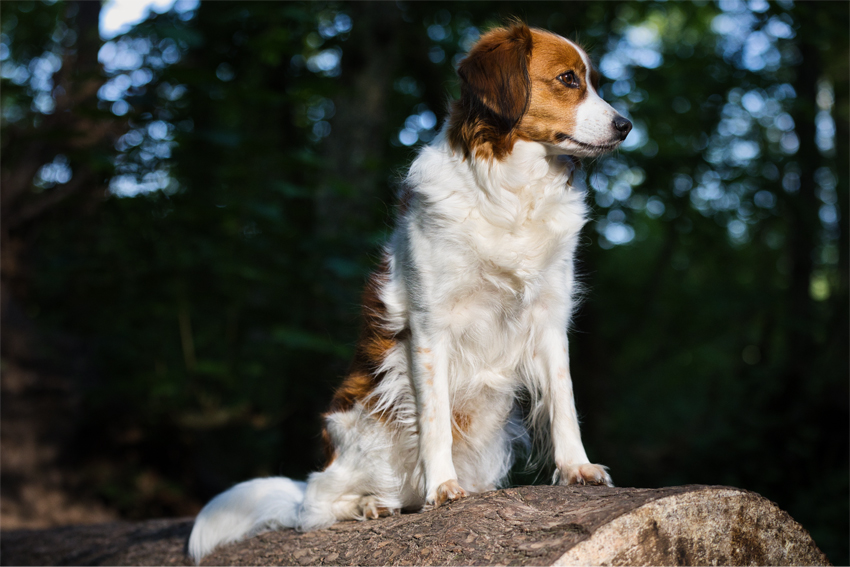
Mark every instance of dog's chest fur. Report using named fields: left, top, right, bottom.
left=390, top=137, right=588, bottom=396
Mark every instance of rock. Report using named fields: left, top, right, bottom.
left=0, top=485, right=830, bottom=566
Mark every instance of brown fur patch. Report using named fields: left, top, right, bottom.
left=327, top=371, right=377, bottom=414
left=448, top=22, right=533, bottom=160
left=327, top=262, right=395, bottom=413
left=452, top=411, right=472, bottom=441
left=322, top=260, right=407, bottom=467
left=364, top=335, right=397, bottom=361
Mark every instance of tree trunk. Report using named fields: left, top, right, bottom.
left=315, top=3, right=404, bottom=243
left=0, top=0, right=122, bottom=531
left=0, top=485, right=830, bottom=566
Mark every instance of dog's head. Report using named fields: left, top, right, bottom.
left=449, top=22, right=631, bottom=160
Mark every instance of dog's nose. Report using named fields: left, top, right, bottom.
left=613, top=115, right=632, bottom=139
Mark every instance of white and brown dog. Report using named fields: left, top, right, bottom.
left=189, top=22, right=631, bottom=562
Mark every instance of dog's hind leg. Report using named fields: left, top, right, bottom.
left=298, top=405, right=410, bottom=530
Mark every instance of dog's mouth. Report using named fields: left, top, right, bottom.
left=554, top=133, right=622, bottom=154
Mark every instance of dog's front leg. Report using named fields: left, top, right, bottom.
left=541, top=328, right=613, bottom=487
left=410, top=331, right=467, bottom=507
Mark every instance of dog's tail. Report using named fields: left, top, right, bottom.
left=188, top=477, right=306, bottom=564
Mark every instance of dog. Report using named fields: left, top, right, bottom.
left=188, top=22, right=631, bottom=562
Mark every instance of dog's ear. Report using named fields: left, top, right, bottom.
left=457, top=23, right=533, bottom=130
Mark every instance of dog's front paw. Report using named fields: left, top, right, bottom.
left=557, top=463, right=613, bottom=486
left=428, top=479, right=468, bottom=507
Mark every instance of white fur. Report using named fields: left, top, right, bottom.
left=188, top=33, right=620, bottom=563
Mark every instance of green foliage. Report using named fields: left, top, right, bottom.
left=2, top=1, right=847, bottom=562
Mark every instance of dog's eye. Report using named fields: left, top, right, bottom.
left=558, top=71, right=580, bottom=89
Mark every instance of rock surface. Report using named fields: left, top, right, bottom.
left=0, top=485, right=830, bottom=566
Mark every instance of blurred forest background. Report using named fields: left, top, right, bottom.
left=1, top=0, right=847, bottom=563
